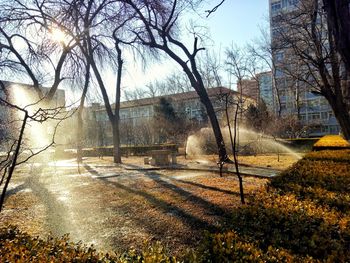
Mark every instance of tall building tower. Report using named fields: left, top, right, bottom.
left=269, top=0, right=340, bottom=136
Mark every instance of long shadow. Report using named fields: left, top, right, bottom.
left=171, top=178, right=239, bottom=196
left=5, top=183, right=27, bottom=196
left=82, top=163, right=219, bottom=233
left=25, top=166, right=71, bottom=237
left=82, top=163, right=100, bottom=176
left=143, top=171, right=234, bottom=219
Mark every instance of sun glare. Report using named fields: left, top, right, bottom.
left=50, top=28, right=67, bottom=44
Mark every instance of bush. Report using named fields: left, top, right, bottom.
left=313, top=135, right=350, bottom=151
left=0, top=226, right=176, bottom=263
left=282, top=138, right=320, bottom=152
left=198, top=149, right=350, bottom=262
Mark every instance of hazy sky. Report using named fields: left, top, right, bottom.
left=85, top=1, right=270, bottom=103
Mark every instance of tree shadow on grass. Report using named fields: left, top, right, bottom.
left=143, top=171, right=235, bottom=218
left=82, top=163, right=241, bottom=251
left=171, top=178, right=239, bottom=196
left=23, top=166, right=71, bottom=237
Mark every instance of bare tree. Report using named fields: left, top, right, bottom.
left=122, top=0, right=231, bottom=163
left=219, top=91, right=245, bottom=204
left=0, top=0, right=79, bottom=102
left=0, top=82, right=70, bottom=212
left=273, top=0, right=350, bottom=139
left=247, top=27, right=282, bottom=116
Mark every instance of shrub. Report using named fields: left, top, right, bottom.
left=0, top=226, right=176, bottom=263
left=198, top=149, right=350, bottom=262
left=305, top=149, right=350, bottom=163
left=313, top=135, right=350, bottom=151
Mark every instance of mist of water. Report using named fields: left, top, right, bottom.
left=186, top=127, right=302, bottom=160
left=11, top=85, right=51, bottom=151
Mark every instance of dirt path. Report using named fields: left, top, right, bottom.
left=1, top=158, right=268, bottom=256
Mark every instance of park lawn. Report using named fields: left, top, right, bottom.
left=0, top=159, right=267, bottom=261
left=1, top=149, right=349, bottom=262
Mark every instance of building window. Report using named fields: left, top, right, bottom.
left=299, top=114, right=307, bottom=121
left=310, top=113, right=320, bottom=120
left=275, top=51, right=284, bottom=62
left=282, top=0, right=288, bottom=8
left=321, top=112, right=328, bottom=120
left=288, top=0, right=299, bottom=6
left=271, top=1, right=282, bottom=13
left=329, top=125, right=339, bottom=134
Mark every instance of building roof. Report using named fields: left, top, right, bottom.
left=118, top=86, right=240, bottom=109
left=0, top=80, right=65, bottom=95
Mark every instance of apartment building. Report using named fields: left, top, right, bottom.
left=269, top=0, right=341, bottom=136
left=237, top=72, right=274, bottom=112
left=237, top=79, right=259, bottom=101
left=257, top=71, right=274, bottom=111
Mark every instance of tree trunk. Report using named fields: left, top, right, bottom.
left=330, top=97, right=350, bottom=139
left=77, top=62, right=90, bottom=162
left=197, top=88, right=229, bottom=163
left=0, top=111, right=27, bottom=212
left=323, top=0, right=350, bottom=73
left=113, top=41, right=123, bottom=164
left=112, top=122, right=121, bottom=163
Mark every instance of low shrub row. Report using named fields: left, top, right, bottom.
left=55, top=144, right=178, bottom=159
left=313, top=135, right=350, bottom=151
left=199, top=149, right=350, bottom=262
left=92, top=144, right=178, bottom=156
left=0, top=227, right=176, bottom=263
left=282, top=138, right=320, bottom=152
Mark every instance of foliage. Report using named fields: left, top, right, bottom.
left=305, top=149, right=350, bottom=163
left=0, top=226, right=176, bottom=263
left=313, top=135, right=350, bottom=150
left=198, top=149, right=350, bottom=262
left=0, top=226, right=111, bottom=262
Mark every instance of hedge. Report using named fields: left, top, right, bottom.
left=313, top=135, right=350, bottom=151
left=0, top=227, right=176, bottom=263
left=199, top=149, right=350, bottom=262
left=55, top=144, right=178, bottom=159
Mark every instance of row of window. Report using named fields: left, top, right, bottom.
left=315, top=125, right=340, bottom=134
left=271, top=0, right=299, bottom=13
left=299, top=111, right=334, bottom=121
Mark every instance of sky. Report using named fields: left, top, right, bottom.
left=78, top=1, right=271, bottom=104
